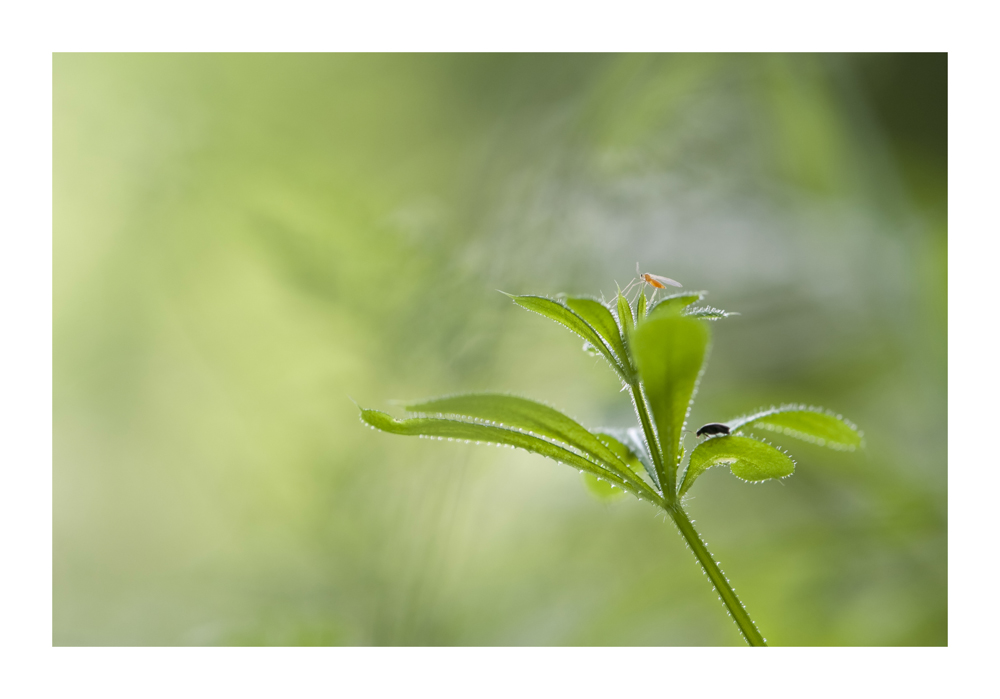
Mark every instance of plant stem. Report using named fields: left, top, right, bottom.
left=628, top=381, right=668, bottom=494
left=623, top=317, right=762, bottom=644
left=666, top=504, right=767, bottom=646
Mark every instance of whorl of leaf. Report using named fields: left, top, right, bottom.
left=728, top=405, right=863, bottom=451
left=680, top=435, right=796, bottom=496
left=404, top=393, right=639, bottom=483
left=504, top=294, right=634, bottom=382
left=646, top=291, right=706, bottom=319
left=615, top=289, right=634, bottom=338
left=360, top=394, right=664, bottom=506
left=684, top=305, right=738, bottom=320
left=593, top=429, right=656, bottom=488
left=630, top=315, right=710, bottom=493
left=594, top=426, right=659, bottom=490
left=563, top=296, right=634, bottom=376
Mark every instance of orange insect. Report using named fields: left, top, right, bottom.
left=622, top=263, right=682, bottom=303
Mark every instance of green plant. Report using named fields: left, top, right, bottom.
left=359, top=279, right=862, bottom=646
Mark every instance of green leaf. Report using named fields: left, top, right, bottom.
left=360, top=408, right=662, bottom=506
left=593, top=428, right=659, bottom=490
left=582, top=472, right=626, bottom=501
left=683, top=305, right=738, bottom=320
left=564, top=297, right=633, bottom=377
left=680, top=435, right=795, bottom=496
left=636, top=290, right=647, bottom=320
left=507, top=294, right=628, bottom=379
left=593, top=429, right=655, bottom=486
left=729, top=405, right=862, bottom=451
left=630, top=316, right=710, bottom=492
left=405, top=393, right=641, bottom=485
left=646, top=292, right=705, bottom=319
left=616, top=290, right=634, bottom=337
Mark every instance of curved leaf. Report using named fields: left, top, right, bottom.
left=647, top=292, right=705, bottom=319
left=593, top=429, right=654, bottom=486
left=564, top=297, right=633, bottom=377
left=360, top=408, right=662, bottom=506
left=684, top=305, right=738, bottom=320
left=730, top=405, right=862, bottom=451
left=507, top=294, right=628, bottom=379
left=630, top=316, right=710, bottom=492
left=404, top=393, right=644, bottom=489
left=616, top=290, right=634, bottom=337
left=680, top=435, right=795, bottom=496
left=636, top=290, right=647, bottom=321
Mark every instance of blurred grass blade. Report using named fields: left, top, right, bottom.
left=646, top=292, right=705, bottom=319
left=730, top=406, right=862, bottom=451
left=360, top=408, right=661, bottom=505
left=405, top=393, right=645, bottom=488
left=684, top=306, right=738, bottom=320
left=636, top=290, right=647, bottom=320
left=616, top=289, right=634, bottom=337
left=564, top=297, right=633, bottom=377
left=507, top=294, right=629, bottom=380
left=631, top=316, right=710, bottom=492
left=680, top=435, right=795, bottom=496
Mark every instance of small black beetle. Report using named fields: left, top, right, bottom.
left=696, top=423, right=731, bottom=437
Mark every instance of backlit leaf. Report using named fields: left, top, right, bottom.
left=405, top=393, right=642, bottom=487
left=646, top=292, right=705, bottom=319
left=680, top=435, right=795, bottom=496
left=594, top=430, right=652, bottom=481
left=630, top=316, right=710, bottom=491
left=616, top=290, right=634, bottom=337
left=582, top=472, right=626, bottom=500
left=730, top=406, right=862, bottom=451
left=507, top=294, right=628, bottom=379
left=684, top=305, right=738, bottom=320
left=564, top=297, right=633, bottom=378
left=636, top=290, right=647, bottom=320
left=360, top=408, right=662, bottom=506
left=595, top=427, right=659, bottom=490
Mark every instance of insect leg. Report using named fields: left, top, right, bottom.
left=628, top=281, right=643, bottom=306
left=620, top=278, right=638, bottom=296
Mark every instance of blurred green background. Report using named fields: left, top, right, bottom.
left=53, top=53, right=946, bottom=646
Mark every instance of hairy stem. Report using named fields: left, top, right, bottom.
left=667, top=504, right=767, bottom=646
left=629, top=380, right=668, bottom=496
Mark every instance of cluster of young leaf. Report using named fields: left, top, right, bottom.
left=359, top=285, right=862, bottom=508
